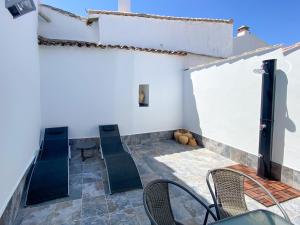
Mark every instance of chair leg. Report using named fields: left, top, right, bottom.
left=203, top=204, right=216, bottom=225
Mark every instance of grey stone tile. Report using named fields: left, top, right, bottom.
left=50, top=199, right=82, bottom=224
left=247, top=153, right=258, bottom=169
left=126, top=190, right=143, bottom=207
left=82, top=163, right=103, bottom=173
left=170, top=196, right=195, bottom=222
left=219, top=145, right=231, bottom=159
left=181, top=216, right=214, bottom=225
left=82, top=182, right=105, bottom=198
left=82, top=196, right=108, bottom=219
left=70, top=164, right=82, bottom=175
left=106, top=193, right=132, bottom=213
left=70, top=174, right=82, bottom=186
left=81, top=216, right=109, bottom=225
left=230, top=148, right=247, bottom=165
left=282, top=166, right=294, bottom=186
left=292, top=215, right=300, bottom=225
left=82, top=171, right=102, bottom=184
left=134, top=206, right=150, bottom=225
left=17, top=205, right=55, bottom=225
left=293, top=170, right=300, bottom=190
left=69, top=183, right=83, bottom=200
left=109, top=208, right=139, bottom=225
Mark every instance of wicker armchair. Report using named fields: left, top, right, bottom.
left=143, top=179, right=217, bottom=225
left=204, top=168, right=290, bottom=224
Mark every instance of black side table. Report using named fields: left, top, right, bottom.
left=76, top=142, right=98, bottom=161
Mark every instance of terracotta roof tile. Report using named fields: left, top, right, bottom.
left=87, top=10, right=233, bottom=24
left=38, top=36, right=188, bottom=56
left=282, top=42, right=300, bottom=55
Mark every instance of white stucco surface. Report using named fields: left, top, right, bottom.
left=183, top=53, right=220, bottom=69
left=98, top=14, right=233, bottom=57
left=233, top=33, right=269, bottom=56
left=40, top=46, right=184, bottom=138
left=38, top=5, right=99, bottom=42
left=183, top=48, right=300, bottom=171
left=0, top=1, right=41, bottom=216
left=274, top=50, right=300, bottom=170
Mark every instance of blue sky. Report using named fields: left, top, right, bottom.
left=42, top=0, right=300, bottom=46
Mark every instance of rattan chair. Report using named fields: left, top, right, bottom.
left=143, top=179, right=217, bottom=225
left=204, top=168, right=290, bottom=224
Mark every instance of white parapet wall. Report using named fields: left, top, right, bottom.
left=38, top=5, right=99, bottom=42
left=183, top=47, right=300, bottom=172
left=39, top=46, right=184, bottom=138
left=275, top=49, right=300, bottom=171
left=97, top=14, right=233, bottom=58
left=0, top=0, right=41, bottom=217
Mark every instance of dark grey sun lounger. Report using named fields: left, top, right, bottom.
left=26, top=127, right=69, bottom=205
left=99, top=125, right=142, bottom=194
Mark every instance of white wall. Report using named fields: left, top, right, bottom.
left=233, top=34, right=269, bottom=56
left=183, top=53, right=220, bottom=69
left=38, top=5, right=99, bottom=42
left=40, top=46, right=183, bottom=138
left=274, top=49, right=300, bottom=170
left=0, top=1, right=40, bottom=216
left=183, top=48, right=300, bottom=171
left=98, top=14, right=233, bottom=58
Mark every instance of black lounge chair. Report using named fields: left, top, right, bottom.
left=99, top=124, right=143, bottom=194
left=26, top=158, right=69, bottom=205
left=26, top=127, right=69, bottom=205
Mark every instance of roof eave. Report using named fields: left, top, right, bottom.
left=86, top=10, right=233, bottom=24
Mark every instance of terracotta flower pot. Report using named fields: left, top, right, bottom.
left=178, top=135, right=189, bottom=145
left=174, top=131, right=181, bottom=141
left=182, top=132, right=193, bottom=139
left=188, top=138, right=197, bottom=147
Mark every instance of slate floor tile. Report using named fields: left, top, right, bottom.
left=82, top=196, right=108, bottom=218
left=82, top=182, right=105, bottom=198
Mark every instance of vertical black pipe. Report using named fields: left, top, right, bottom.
left=257, top=59, right=277, bottom=179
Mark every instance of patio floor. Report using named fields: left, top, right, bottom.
left=15, top=140, right=300, bottom=225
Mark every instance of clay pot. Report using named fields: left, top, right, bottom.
left=182, top=132, right=193, bottom=139
left=178, top=135, right=189, bottom=145
left=174, top=131, right=181, bottom=141
left=188, top=138, right=197, bottom=147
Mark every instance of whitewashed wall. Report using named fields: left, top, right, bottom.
left=98, top=14, right=233, bottom=58
left=233, top=34, right=269, bottom=56
left=274, top=49, right=300, bottom=170
left=38, top=5, right=99, bottom=42
left=184, top=53, right=219, bottom=69
left=40, top=46, right=184, bottom=138
left=0, top=1, right=40, bottom=216
left=183, top=48, right=300, bottom=171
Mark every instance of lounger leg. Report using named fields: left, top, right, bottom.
left=81, top=149, right=86, bottom=161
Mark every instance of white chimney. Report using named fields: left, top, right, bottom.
left=237, top=25, right=250, bottom=37
left=118, top=0, right=131, bottom=12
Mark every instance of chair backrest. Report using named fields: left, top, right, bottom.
left=209, top=169, right=248, bottom=219
left=206, top=168, right=291, bottom=222
left=143, top=181, right=176, bottom=225
left=144, top=179, right=217, bottom=225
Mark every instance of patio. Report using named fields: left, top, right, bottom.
left=14, top=140, right=300, bottom=225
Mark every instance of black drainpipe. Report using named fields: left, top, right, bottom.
left=257, top=59, right=277, bottom=179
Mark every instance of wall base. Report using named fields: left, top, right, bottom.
left=69, top=130, right=175, bottom=146
left=192, top=132, right=300, bottom=190
left=0, top=161, right=34, bottom=225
